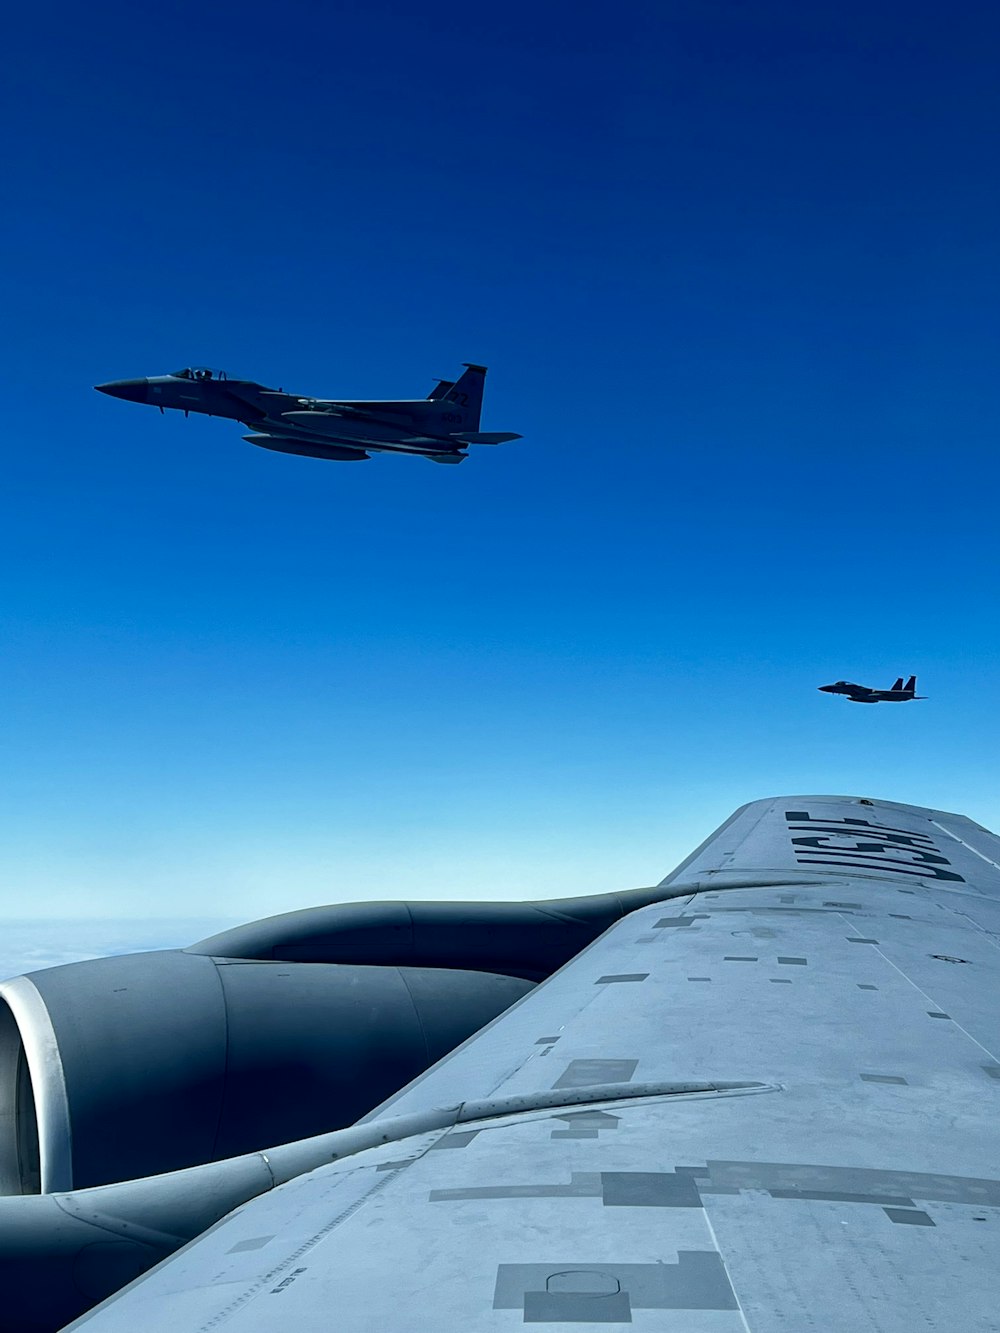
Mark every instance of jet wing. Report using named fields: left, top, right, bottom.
left=67, top=796, right=1000, bottom=1331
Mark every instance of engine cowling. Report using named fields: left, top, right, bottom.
left=0, top=950, right=531, bottom=1194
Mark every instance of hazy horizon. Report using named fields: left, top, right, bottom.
left=0, top=917, right=242, bottom=984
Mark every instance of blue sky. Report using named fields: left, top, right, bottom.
left=2, top=1, right=999, bottom=927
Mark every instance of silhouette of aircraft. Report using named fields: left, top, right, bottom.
left=95, top=363, right=520, bottom=464
left=818, top=675, right=925, bottom=704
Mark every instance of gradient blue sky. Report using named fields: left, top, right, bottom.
left=3, top=1, right=999, bottom=925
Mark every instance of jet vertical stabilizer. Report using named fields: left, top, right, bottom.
left=441, top=364, right=486, bottom=432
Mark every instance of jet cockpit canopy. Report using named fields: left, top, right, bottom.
left=170, top=366, right=228, bottom=381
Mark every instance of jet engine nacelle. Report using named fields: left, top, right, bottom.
left=0, top=950, right=531, bottom=1195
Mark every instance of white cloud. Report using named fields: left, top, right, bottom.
left=0, top=918, right=240, bottom=982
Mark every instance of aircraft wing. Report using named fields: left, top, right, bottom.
left=67, top=796, right=1000, bottom=1331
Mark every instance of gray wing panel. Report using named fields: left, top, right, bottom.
left=658, top=793, right=1000, bottom=899
left=67, top=797, right=1000, bottom=1331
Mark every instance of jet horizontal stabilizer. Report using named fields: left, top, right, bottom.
left=453, top=431, right=522, bottom=445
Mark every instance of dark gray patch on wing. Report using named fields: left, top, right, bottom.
left=715, top=906, right=852, bottom=916
left=226, top=1236, right=274, bottom=1253
left=601, top=1172, right=703, bottom=1207
left=523, top=1289, right=631, bottom=1322
left=555, top=1111, right=620, bottom=1128
left=495, top=1254, right=738, bottom=1313
left=699, top=1161, right=1000, bottom=1206
left=427, top=1130, right=481, bottom=1150
left=885, top=1208, right=936, bottom=1225
left=653, top=914, right=710, bottom=928
left=553, top=1059, right=638, bottom=1089
left=769, top=1189, right=915, bottom=1206
left=432, top=1173, right=602, bottom=1202
left=435, top=1171, right=715, bottom=1208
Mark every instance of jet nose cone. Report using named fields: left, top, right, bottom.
left=95, top=378, right=149, bottom=403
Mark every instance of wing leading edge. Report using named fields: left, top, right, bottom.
left=66, top=796, right=1000, bottom=1331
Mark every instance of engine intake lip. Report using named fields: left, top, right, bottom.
left=0, top=977, right=71, bottom=1194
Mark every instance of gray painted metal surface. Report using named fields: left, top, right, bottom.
left=94, top=364, right=521, bottom=465
left=0, top=958, right=531, bottom=1194
left=185, top=887, right=680, bottom=980
left=63, top=796, right=1000, bottom=1330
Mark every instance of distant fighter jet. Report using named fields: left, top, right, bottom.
left=819, top=675, right=925, bottom=704
left=95, top=363, right=520, bottom=464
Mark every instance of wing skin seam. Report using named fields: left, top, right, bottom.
left=932, top=820, right=1000, bottom=873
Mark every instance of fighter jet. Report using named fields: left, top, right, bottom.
left=95, top=363, right=520, bottom=464
left=818, top=675, right=925, bottom=703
